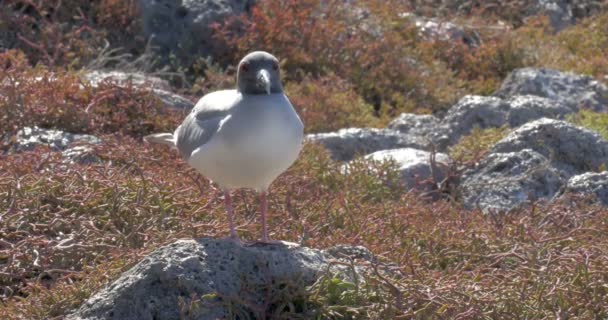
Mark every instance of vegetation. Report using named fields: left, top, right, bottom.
left=1, top=0, right=608, bottom=319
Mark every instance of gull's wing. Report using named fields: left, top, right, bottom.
left=175, top=90, right=240, bottom=160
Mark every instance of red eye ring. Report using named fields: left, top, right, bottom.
left=240, top=63, right=249, bottom=72
left=272, top=62, right=279, bottom=71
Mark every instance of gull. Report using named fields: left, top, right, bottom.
left=145, top=51, right=304, bottom=243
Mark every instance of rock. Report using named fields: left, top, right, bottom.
left=13, top=126, right=101, bottom=164
left=505, top=95, right=572, bottom=127
left=528, top=0, right=606, bottom=31
left=490, top=118, right=608, bottom=174
left=460, top=149, right=564, bottom=213
left=138, top=0, right=255, bottom=62
left=441, top=95, right=511, bottom=146
left=84, top=70, right=171, bottom=89
left=307, top=128, right=432, bottom=161
left=363, top=148, right=451, bottom=192
left=460, top=118, right=608, bottom=212
left=400, top=13, right=481, bottom=47
left=388, top=113, right=442, bottom=137
left=68, top=238, right=376, bottom=320
left=494, top=68, right=608, bottom=112
left=84, top=70, right=195, bottom=110
left=565, top=171, right=608, bottom=205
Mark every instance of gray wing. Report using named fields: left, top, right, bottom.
left=175, top=90, right=237, bottom=160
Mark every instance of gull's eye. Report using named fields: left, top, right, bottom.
left=240, top=63, right=249, bottom=72
left=272, top=62, right=279, bottom=71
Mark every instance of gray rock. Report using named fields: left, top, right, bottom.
left=84, top=70, right=195, bottom=110
left=363, top=148, right=451, bottom=191
left=14, top=126, right=101, bottom=164
left=307, top=128, right=432, bottom=161
left=460, top=149, right=564, bottom=213
left=491, top=118, right=608, bottom=174
left=400, top=13, right=481, bottom=47
left=506, top=95, right=572, bottom=127
left=14, top=126, right=100, bottom=151
left=460, top=118, right=608, bottom=212
left=529, top=0, right=605, bottom=31
left=441, top=95, right=511, bottom=146
left=494, top=68, right=608, bottom=112
left=138, top=0, right=254, bottom=61
left=61, top=146, right=101, bottom=165
left=68, top=238, right=376, bottom=320
left=388, top=113, right=442, bottom=137
left=84, top=70, right=171, bottom=89
left=565, top=171, right=608, bottom=204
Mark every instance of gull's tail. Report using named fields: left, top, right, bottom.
left=144, top=133, right=175, bottom=146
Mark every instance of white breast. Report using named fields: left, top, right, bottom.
left=187, top=94, right=304, bottom=191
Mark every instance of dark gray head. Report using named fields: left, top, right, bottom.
left=236, top=51, right=283, bottom=95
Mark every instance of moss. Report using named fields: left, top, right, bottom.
left=567, top=109, right=608, bottom=140
left=449, top=126, right=511, bottom=163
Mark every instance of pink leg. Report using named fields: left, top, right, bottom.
left=260, top=191, right=269, bottom=242
left=224, top=191, right=239, bottom=240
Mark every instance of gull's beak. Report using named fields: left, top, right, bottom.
left=257, top=69, right=271, bottom=95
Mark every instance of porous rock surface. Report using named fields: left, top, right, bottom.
left=363, top=148, right=451, bottom=191
left=307, top=128, right=432, bottom=161
left=138, top=0, right=254, bottom=61
left=13, top=126, right=101, bottom=164
left=460, top=149, right=564, bottom=213
left=68, top=238, right=374, bottom=320
left=565, top=171, right=608, bottom=204
left=460, top=119, right=608, bottom=212
left=494, top=68, right=608, bottom=112
left=490, top=118, right=608, bottom=174
left=401, top=13, right=481, bottom=47
left=84, top=70, right=194, bottom=110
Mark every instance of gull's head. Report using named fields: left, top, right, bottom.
left=236, top=51, right=282, bottom=95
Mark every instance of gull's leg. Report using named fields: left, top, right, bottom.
left=224, top=190, right=240, bottom=241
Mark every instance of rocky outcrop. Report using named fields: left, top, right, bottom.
left=460, top=119, right=608, bottom=212
left=528, top=0, right=606, bottom=31
left=490, top=118, right=608, bottom=174
left=494, top=68, right=608, bottom=112
left=400, top=13, right=481, bottom=47
left=138, top=0, right=255, bottom=62
left=68, top=238, right=377, bottom=320
left=460, top=149, right=564, bottom=213
left=307, top=128, right=432, bottom=161
left=13, top=126, right=101, bottom=164
left=565, top=171, right=608, bottom=204
left=84, top=70, right=195, bottom=110
left=363, top=148, right=451, bottom=192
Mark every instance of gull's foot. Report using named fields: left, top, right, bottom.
left=246, top=239, right=289, bottom=247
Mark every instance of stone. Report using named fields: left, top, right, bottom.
left=137, top=0, right=255, bottom=62
left=400, top=13, right=481, bottom=47
left=13, top=126, right=101, bottom=164
left=440, top=95, right=511, bottom=146
left=388, top=113, right=442, bottom=137
left=490, top=118, right=608, bottom=175
left=494, top=68, right=608, bottom=112
left=84, top=70, right=195, bottom=110
left=68, top=238, right=377, bottom=320
left=460, top=118, right=608, bottom=212
left=460, top=149, right=564, bottom=213
left=528, top=0, right=606, bottom=31
left=307, top=128, right=432, bottom=161
left=565, top=171, right=608, bottom=205
left=363, top=148, right=451, bottom=191
left=14, top=126, right=100, bottom=152
left=505, top=95, right=572, bottom=127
